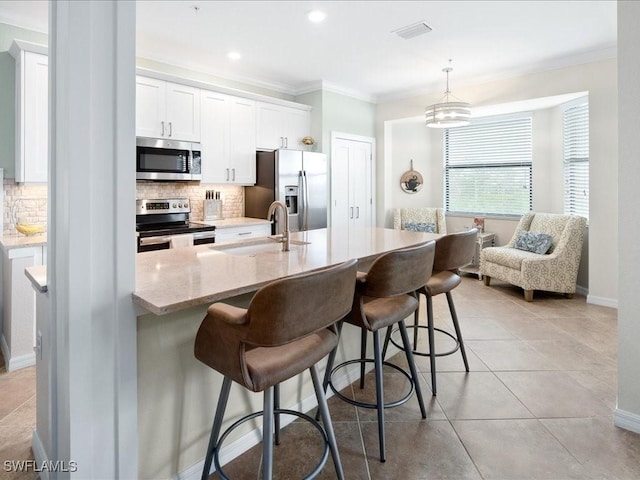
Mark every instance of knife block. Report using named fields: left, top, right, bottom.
left=204, top=199, right=224, bottom=221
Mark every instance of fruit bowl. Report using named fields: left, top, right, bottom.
left=16, top=223, right=46, bottom=236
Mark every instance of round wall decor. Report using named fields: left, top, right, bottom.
left=400, top=160, right=423, bottom=194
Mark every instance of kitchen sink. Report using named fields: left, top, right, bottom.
left=211, top=237, right=310, bottom=257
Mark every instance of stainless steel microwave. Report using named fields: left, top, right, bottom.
left=136, top=137, right=202, bottom=181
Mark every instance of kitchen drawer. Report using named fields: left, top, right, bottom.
left=215, top=224, right=271, bottom=243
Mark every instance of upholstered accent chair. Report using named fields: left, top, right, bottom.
left=480, top=212, right=587, bottom=302
left=393, top=207, right=447, bottom=234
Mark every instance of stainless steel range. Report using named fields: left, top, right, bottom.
left=136, top=198, right=216, bottom=252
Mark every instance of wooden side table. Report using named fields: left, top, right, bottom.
left=459, top=232, right=495, bottom=280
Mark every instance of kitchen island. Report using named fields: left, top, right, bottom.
left=134, top=227, right=438, bottom=479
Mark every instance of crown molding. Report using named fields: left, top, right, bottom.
left=295, top=80, right=376, bottom=103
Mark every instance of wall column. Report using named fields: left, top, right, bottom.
left=616, top=0, right=640, bottom=434
left=49, top=1, right=137, bottom=477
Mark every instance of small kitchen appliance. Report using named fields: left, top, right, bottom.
left=136, top=198, right=215, bottom=252
left=136, top=137, right=202, bottom=181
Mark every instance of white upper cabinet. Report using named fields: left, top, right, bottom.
left=136, top=76, right=201, bottom=142
left=10, top=41, right=48, bottom=183
left=256, top=102, right=310, bottom=150
left=201, top=90, right=256, bottom=184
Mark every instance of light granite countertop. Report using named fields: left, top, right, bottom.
left=0, top=233, right=47, bottom=252
left=25, top=265, right=48, bottom=293
left=192, top=217, right=271, bottom=229
left=134, top=227, right=439, bottom=316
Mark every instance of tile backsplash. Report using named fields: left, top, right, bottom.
left=136, top=182, right=244, bottom=220
left=2, top=180, right=246, bottom=234
left=3, top=179, right=48, bottom=234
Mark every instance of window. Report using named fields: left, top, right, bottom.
left=444, top=114, right=533, bottom=216
left=563, top=100, right=589, bottom=220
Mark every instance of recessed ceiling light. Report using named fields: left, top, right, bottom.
left=227, top=51, right=241, bottom=60
left=308, top=10, right=326, bottom=23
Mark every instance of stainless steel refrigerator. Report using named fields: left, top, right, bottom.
left=245, top=150, right=327, bottom=234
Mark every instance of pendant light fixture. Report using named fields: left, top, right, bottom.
left=425, top=60, right=471, bottom=128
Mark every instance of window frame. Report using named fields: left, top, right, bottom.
left=562, top=97, right=589, bottom=220
left=443, top=112, right=533, bottom=218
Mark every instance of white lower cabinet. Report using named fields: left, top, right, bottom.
left=201, top=90, right=256, bottom=184
left=215, top=224, right=271, bottom=243
left=0, top=244, right=47, bottom=371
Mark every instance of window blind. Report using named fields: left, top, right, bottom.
left=563, top=101, right=589, bottom=220
left=444, top=115, right=533, bottom=216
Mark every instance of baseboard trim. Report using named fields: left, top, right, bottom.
left=586, top=294, right=618, bottom=309
left=575, top=285, right=588, bottom=297
left=1, top=335, right=36, bottom=372
left=614, top=408, right=640, bottom=434
left=176, top=361, right=368, bottom=480
left=32, top=429, right=50, bottom=480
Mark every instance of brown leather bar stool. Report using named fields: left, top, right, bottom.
left=385, top=229, right=477, bottom=396
left=324, top=241, right=436, bottom=463
left=194, top=259, right=358, bottom=480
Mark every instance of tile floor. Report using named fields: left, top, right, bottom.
left=0, top=347, right=36, bottom=480
left=212, top=278, right=640, bottom=479
left=1, top=277, right=639, bottom=480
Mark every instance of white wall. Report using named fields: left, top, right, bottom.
left=616, top=0, right=640, bottom=433
left=377, top=59, right=617, bottom=304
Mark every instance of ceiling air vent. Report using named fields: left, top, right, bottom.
left=393, top=21, right=432, bottom=39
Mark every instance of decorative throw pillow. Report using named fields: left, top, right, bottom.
left=514, top=231, right=554, bottom=255
left=404, top=222, right=437, bottom=233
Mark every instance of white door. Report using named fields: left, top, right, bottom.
left=135, top=76, right=165, bottom=138
left=22, top=52, right=48, bottom=183
left=282, top=107, right=310, bottom=150
left=165, top=81, right=201, bottom=142
left=200, top=90, right=229, bottom=183
left=256, top=102, right=284, bottom=150
left=331, top=133, right=375, bottom=231
left=228, top=97, right=256, bottom=184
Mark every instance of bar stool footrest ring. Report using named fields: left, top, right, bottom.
left=389, top=325, right=461, bottom=358
left=327, top=359, right=415, bottom=409
left=213, top=408, right=330, bottom=480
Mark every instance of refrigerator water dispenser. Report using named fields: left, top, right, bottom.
left=284, top=185, right=298, bottom=214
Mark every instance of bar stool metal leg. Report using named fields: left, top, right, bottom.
left=397, top=320, right=427, bottom=418
left=360, top=328, right=368, bottom=389
left=426, top=294, right=437, bottom=395
left=446, top=291, right=470, bottom=372
left=310, top=364, right=345, bottom=480
left=263, top=386, right=274, bottom=480
left=201, top=377, right=232, bottom=480
left=381, top=325, right=393, bottom=361
left=373, top=330, right=386, bottom=462
left=274, top=384, right=281, bottom=446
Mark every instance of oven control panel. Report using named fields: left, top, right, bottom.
left=136, top=198, right=190, bottom=215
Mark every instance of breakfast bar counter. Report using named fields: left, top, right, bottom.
left=134, top=227, right=437, bottom=315
left=135, top=227, right=438, bottom=479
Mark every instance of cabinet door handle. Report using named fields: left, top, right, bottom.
left=285, top=137, right=288, bottom=148
left=280, top=136, right=284, bottom=148
left=232, top=168, right=236, bottom=181
left=356, top=206, right=360, bottom=219
left=161, top=121, right=165, bottom=136
left=226, top=168, right=230, bottom=181
left=168, top=122, right=172, bottom=137
left=350, top=207, right=354, bottom=219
